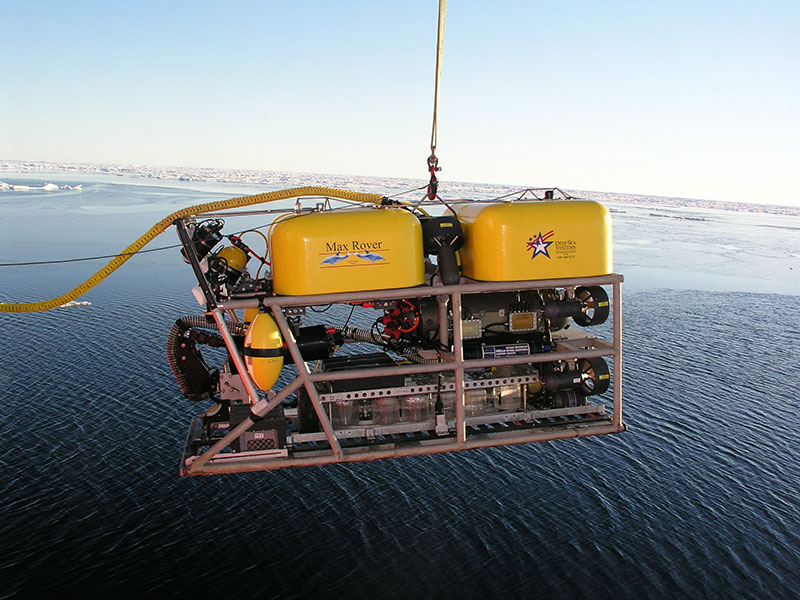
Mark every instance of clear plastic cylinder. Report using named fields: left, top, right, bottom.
left=465, top=389, right=487, bottom=417
left=373, top=397, right=400, bottom=425
left=330, top=400, right=358, bottom=428
left=495, top=385, right=522, bottom=411
left=402, top=393, right=431, bottom=422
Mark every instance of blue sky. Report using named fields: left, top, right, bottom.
left=1, top=0, right=798, bottom=205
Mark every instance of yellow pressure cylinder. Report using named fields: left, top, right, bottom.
left=243, top=307, right=259, bottom=324
left=243, top=312, right=284, bottom=391
left=216, top=245, right=248, bottom=271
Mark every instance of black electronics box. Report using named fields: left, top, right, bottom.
left=297, top=352, right=404, bottom=431
left=322, top=352, right=404, bottom=391
left=229, top=404, right=287, bottom=452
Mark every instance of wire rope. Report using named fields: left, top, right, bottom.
left=0, top=243, right=184, bottom=267
left=429, top=0, right=447, bottom=165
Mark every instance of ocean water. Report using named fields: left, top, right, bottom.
left=1, top=174, right=799, bottom=599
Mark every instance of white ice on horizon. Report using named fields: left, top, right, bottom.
left=0, top=181, right=82, bottom=191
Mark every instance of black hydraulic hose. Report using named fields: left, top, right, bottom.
left=166, top=316, right=246, bottom=401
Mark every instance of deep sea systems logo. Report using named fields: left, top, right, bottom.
left=526, top=230, right=554, bottom=259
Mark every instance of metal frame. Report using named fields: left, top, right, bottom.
left=180, top=273, right=625, bottom=476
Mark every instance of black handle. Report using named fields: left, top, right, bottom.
left=437, top=243, right=460, bottom=286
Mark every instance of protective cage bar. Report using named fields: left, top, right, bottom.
left=180, top=273, right=625, bottom=476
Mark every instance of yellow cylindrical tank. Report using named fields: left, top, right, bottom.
left=243, top=312, right=284, bottom=391
left=270, top=208, right=424, bottom=295
left=457, top=200, right=612, bottom=281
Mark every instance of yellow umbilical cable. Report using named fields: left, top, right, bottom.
left=1, top=186, right=384, bottom=313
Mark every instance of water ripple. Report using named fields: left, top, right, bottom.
left=3, top=272, right=800, bottom=598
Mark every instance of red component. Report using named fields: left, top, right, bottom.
left=381, top=300, right=420, bottom=339
left=381, top=315, right=402, bottom=340
left=229, top=234, right=264, bottom=262
left=426, top=164, right=440, bottom=200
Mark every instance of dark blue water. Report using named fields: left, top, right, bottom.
left=1, top=176, right=799, bottom=598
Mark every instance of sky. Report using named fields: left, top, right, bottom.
left=1, top=0, right=798, bottom=206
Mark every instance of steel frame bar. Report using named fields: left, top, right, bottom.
left=188, top=422, right=621, bottom=476
left=174, top=219, right=217, bottom=310
left=270, top=307, right=344, bottom=460
left=452, top=291, right=466, bottom=443
left=290, top=402, right=605, bottom=443
left=181, top=273, right=625, bottom=475
left=316, top=373, right=540, bottom=403
left=209, top=310, right=260, bottom=405
left=192, top=189, right=572, bottom=221
left=612, top=280, right=623, bottom=430
left=184, top=378, right=302, bottom=474
left=218, top=274, right=623, bottom=310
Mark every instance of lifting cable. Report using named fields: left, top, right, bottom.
left=426, top=0, right=447, bottom=201
left=2, top=4, right=450, bottom=313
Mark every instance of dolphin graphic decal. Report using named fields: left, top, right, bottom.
left=321, top=252, right=351, bottom=265
left=356, top=252, right=385, bottom=263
